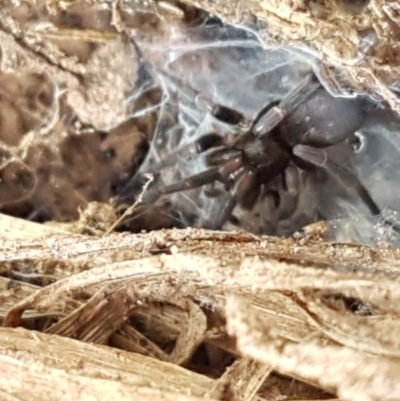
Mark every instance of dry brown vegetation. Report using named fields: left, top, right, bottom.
left=1, top=215, right=400, bottom=400
left=1, top=0, right=400, bottom=400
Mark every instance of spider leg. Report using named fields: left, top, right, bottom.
left=117, top=165, right=220, bottom=207
left=252, top=74, right=320, bottom=138
left=157, top=151, right=256, bottom=230
left=277, top=165, right=302, bottom=221
left=116, top=132, right=225, bottom=203
left=159, top=167, right=221, bottom=194
left=159, top=150, right=243, bottom=194
left=206, top=168, right=257, bottom=229
left=156, top=68, right=251, bottom=126
left=147, top=133, right=225, bottom=173
left=282, top=164, right=301, bottom=197
left=293, top=144, right=381, bottom=216
left=116, top=171, right=162, bottom=207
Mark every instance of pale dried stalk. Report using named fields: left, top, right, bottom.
left=1, top=225, right=399, bottom=279
left=0, top=277, right=40, bottom=319
left=0, top=354, right=215, bottom=401
left=104, top=173, right=154, bottom=235
left=296, top=290, right=400, bottom=358
left=226, top=295, right=400, bottom=401
left=0, top=327, right=214, bottom=396
left=210, top=358, right=272, bottom=401
left=5, top=249, right=400, bottom=355
left=0, top=213, right=67, bottom=239
left=3, top=228, right=400, bottom=400
left=110, top=324, right=171, bottom=360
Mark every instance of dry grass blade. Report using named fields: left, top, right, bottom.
left=0, top=278, right=39, bottom=319
left=210, top=358, right=272, bottom=401
left=226, top=295, right=400, bottom=401
left=110, top=323, right=170, bottom=360
left=0, top=213, right=68, bottom=239
left=3, top=227, right=400, bottom=399
left=0, top=353, right=216, bottom=401
left=168, top=297, right=208, bottom=365
left=0, top=327, right=214, bottom=396
left=297, top=290, right=400, bottom=357
left=104, top=173, right=154, bottom=235
left=2, top=254, right=213, bottom=327
left=2, top=253, right=209, bottom=363
left=229, top=258, right=400, bottom=315
left=45, top=287, right=131, bottom=343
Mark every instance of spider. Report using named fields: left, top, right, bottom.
left=117, top=65, right=381, bottom=231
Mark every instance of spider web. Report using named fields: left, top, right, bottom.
left=124, top=17, right=400, bottom=245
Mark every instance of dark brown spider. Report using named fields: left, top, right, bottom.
left=117, top=65, right=380, bottom=231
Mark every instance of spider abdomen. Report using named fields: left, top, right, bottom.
left=280, top=88, right=365, bottom=148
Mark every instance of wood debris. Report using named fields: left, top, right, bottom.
left=1, top=221, right=400, bottom=400
left=1, top=1, right=400, bottom=400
